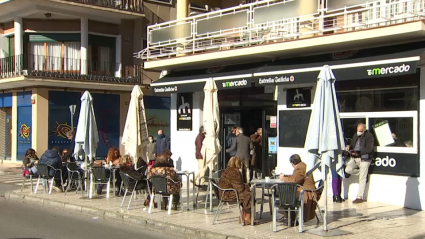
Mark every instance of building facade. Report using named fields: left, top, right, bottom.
left=0, top=0, right=179, bottom=161
left=138, top=0, right=425, bottom=210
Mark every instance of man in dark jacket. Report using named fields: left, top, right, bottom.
left=155, top=129, right=169, bottom=156
left=39, top=146, right=64, bottom=191
left=226, top=127, right=253, bottom=183
left=195, top=126, right=206, bottom=184
left=345, top=123, right=374, bottom=204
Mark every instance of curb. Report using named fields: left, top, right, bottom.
left=5, top=191, right=245, bottom=239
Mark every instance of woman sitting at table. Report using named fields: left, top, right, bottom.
left=147, top=154, right=181, bottom=210
left=23, top=148, right=39, bottom=175
left=105, top=147, right=123, bottom=196
left=218, top=156, right=253, bottom=225
left=279, top=154, right=318, bottom=225
left=120, top=155, right=152, bottom=206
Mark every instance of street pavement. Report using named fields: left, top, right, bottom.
left=0, top=183, right=178, bottom=239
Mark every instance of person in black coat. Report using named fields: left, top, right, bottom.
left=155, top=129, right=170, bottom=156
left=39, top=146, right=65, bottom=189
left=120, top=155, right=151, bottom=205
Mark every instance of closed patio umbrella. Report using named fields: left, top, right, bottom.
left=201, top=79, right=222, bottom=211
left=122, top=85, right=149, bottom=168
left=74, top=91, right=99, bottom=198
left=304, top=66, right=345, bottom=232
left=74, top=91, right=99, bottom=166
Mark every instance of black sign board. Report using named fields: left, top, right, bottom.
left=256, top=71, right=319, bottom=86
left=286, top=88, right=311, bottom=108
left=216, top=78, right=252, bottom=90
left=368, top=152, right=419, bottom=177
left=278, top=110, right=311, bottom=148
left=176, top=93, right=193, bottom=131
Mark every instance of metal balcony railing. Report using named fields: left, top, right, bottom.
left=0, top=54, right=144, bottom=84
left=62, top=0, right=143, bottom=13
left=136, top=0, right=425, bottom=60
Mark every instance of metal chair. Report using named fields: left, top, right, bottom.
left=193, top=168, right=210, bottom=206
left=205, top=169, right=225, bottom=210
left=90, top=166, right=111, bottom=198
left=34, top=164, right=64, bottom=194
left=120, top=172, right=151, bottom=210
left=20, top=166, right=36, bottom=192
left=148, top=175, right=180, bottom=215
left=271, top=183, right=304, bottom=233
left=210, top=178, right=244, bottom=226
left=65, top=162, right=85, bottom=197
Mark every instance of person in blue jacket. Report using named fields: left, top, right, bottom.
left=155, top=129, right=170, bottom=157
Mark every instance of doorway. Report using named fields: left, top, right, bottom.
left=0, top=108, right=12, bottom=160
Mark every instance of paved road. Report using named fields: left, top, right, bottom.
left=0, top=184, right=179, bottom=239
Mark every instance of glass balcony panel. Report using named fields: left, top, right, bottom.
left=253, top=0, right=319, bottom=25
left=150, top=22, right=192, bottom=44
left=196, top=10, right=248, bottom=35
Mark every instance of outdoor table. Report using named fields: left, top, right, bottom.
left=250, top=178, right=287, bottom=226
left=177, top=171, right=195, bottom=211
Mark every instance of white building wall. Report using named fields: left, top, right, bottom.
left=0, top=35, right=8, bottom=58
left=170, top=92, right=204, bottom=180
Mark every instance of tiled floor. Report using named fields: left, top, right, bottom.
left=14, top=183, right=425, bottom=239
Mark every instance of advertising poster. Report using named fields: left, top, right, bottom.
left=286, top=88, right=311, bottom=108
left=176, top=93, right=193, bottom=131
left=268, top=137, right=277, bottom=154
left=16, top=92, right=32, bottom=161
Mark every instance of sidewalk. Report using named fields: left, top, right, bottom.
left=0, top=161, right=22, bottom=175
left=6, top=184, right=425, bottom=239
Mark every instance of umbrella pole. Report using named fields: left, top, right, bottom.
left=322, top=160, right=328, bottom=231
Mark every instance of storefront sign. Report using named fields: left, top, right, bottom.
left=153, top=86, right=179, bottom=93
left=268, top=137, right=277, bottom=154
left=334, top=61, right=417, bottom=81
left=286, top=88, right=311, bottom=108
left=270, top=116, right=277, bottom=128
left=366, top=63, right=411, bottom=76
left=217, top=78, right=252, bottom=90
left=369, top=152, right=419, bottom=177
left=177, top=93, right=193, bottom=131
left=255, top=71, right=319, bottom=86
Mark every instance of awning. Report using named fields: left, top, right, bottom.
left=151, top=62, right=266, bottom=93
left=254, top=44, right=424, bottom=86
left=151, top=41, right=425, bottom=93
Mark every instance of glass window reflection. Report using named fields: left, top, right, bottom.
left=369, top=118, right=414, bottom=147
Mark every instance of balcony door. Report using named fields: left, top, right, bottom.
left=29, top=41, right=81, bottom=73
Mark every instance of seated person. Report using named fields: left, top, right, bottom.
left=279, top=154, right=318, bottom=225
left=120, top=155, right=151, bottom=206
left=162, top=149, right=174, bottom=168
left=218, top=156, right=253, bottom=225
left=147, top=154, right=181, bottom=210
left=22, top=148, right=39, bottom=175
left=106, top=147, right=122, bottom=196
left=39, top=146, right=65, bottom=192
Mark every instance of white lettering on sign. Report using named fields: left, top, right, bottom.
left=222, top=79, right=248, bottom=88
left=153, top=86, right=178, bottom=93
left=374, top=156, right=397, bottom=168
left=258, top=75, right=295, bottom=84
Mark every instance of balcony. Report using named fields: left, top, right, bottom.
left=60, top=0, right=144, bottom=13
left=137, top=0, right=425, bottom=68
left=0, top=54, right=144, bottom=85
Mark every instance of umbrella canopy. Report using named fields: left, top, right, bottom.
left=122, top=85, right=149, bottom=164
left=201, top=79, right=222, bottom=171
left=74, top=91, right=99, bottom=166
left=305, top=65, right=345, bottom=175
left=304, top=66, right=345, bottom=231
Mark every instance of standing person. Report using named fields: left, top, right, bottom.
left=345, top=123, right=374, bottom=204
left=226, top=127, right=238, bottom=159
left=331, top=169, right=344, bottom=203
left=146, top=135, right=156, bottom=166
left=226, top=127, right=253, bottom=183
left=155, top=129, right=169, bottom=157
left=62, top=131, right=75, bottom=162
left=250, top=128, right=263, bottom=179
left=195, top=126, right=206, bottom=184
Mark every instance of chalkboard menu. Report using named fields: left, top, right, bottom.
left=279, top=110, right=312, bottom=148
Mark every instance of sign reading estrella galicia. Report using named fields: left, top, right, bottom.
left=153, top=86, right=178, bottom=93
left=258, top=75, right=295, bottom=85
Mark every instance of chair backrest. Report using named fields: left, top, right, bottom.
left=91, top=167, right=109, bottom=181
left=151, top=175, right=168, bottom=194
left=211, top=169, right=224, bottom=180
left=209, top=178, right=221, bottom=200
left=119, top=172, right=133, bottom=190
left=37, top=164, right=50, bottom=178
left=275, top=183, right=300, bottom=207
left=66, top=162, right=79, bottom=172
